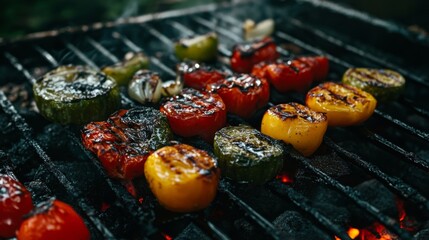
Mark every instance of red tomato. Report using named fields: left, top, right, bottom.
left=0, top=175, right=33, bottom=238
left=177, top=61, right=226, bottom=90
left=296, top=56, right=329, bottom=81
left=252, top=59, right=313, bottom=92
left=231, top=37, right=279, bottom=73
left=160, top=88, right=226, bottom=142
left=206, top=74, right=270, bottom=119
left=17, top=200, right=90, bottom=240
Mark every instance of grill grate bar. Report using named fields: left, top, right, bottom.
left=192, top=16, right=243, bottom=43
left=63, top=40, right=99, bottom=69
left=4, top=51, right=37, bottom=84
left=357, top=127, right=429, bottom=171
left=0, top=90, right=117, bottom=239
left=324, top=137, right=429, bottom=209
left=34, top=45, right=59, bottom=67
left=267, top=181, right=352, bottom=240
left=288, top=150, right=413, bottom=240
left=286, top=17, right=429, bottom=88
left=86, top=36, right=119, bottom=63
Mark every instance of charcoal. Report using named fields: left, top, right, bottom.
left=26, top=180, right=54, bottom=203
left=36, top=124, right=72, bottom=156
left=233, top=218, right=260, bottom=240
left=175, top=223, right=210, bottom=240
left=55, top=162, right=104, bottom=195
left=273, top=211, right=330, bottom=240
left=8, top=139, right=36, bottom=166
left=99, top=205, right=136, bottom=239
left=309, top=146, right=351, bottom=177
left=415, top=229, right=429, bottom=240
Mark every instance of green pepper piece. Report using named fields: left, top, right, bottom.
left=213, top=125, right=285, bottom=184
left=174, top=32, right=218, bottom=62
left=33, top=65, right=121, bottom=125
left=342, top=68, right=405, bottom=101
left=102, top=52, right=149, bottom=86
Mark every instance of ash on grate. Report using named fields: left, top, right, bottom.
left=273, top=210, right=329, bottom=240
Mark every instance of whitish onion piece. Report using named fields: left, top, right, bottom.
left=128, top=70, right=162, bottom=104
left=161, top=76, right=184, bottom=97
left=243, top=19, right=275, bottom=41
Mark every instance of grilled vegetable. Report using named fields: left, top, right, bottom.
left=0, top=175, right=33, bottom=238
left=342, top=68, right=405, bottom=101
left=144, top=144, right=220, bottom=212
left=177, top=61, right=225, bottom=90
left=128, top=70, right=162, bottom=104
left=17, top=199, right=90, bottom=240
left=160, top=88, right=226, bottom=142
left=243, top=19, right=275, bottom=41
left=33, top=65, right=120, bottom=125
left=296, top=56, right=330, bottom=82
left=252, top=59, right=313, bottom=92
left=161, top=79, right=184, bottom=97
left=213, top=125, right=284, bottom=184
left=82, top=107, right=173, bottom=180
left=206, top=73, right=270, bottom=119
left=306, top=82, right=377, bottom=126
left=175, top=32, right=218, bottom=62
left=261, top=103, right=327, bottom=156
left=231, top=37, right=279, bottom=73
left=102, top=52, right=149, bottom=86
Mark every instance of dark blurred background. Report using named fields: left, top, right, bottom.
left=1, top=0, right=428, bottom=39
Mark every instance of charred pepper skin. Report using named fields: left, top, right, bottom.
left=213, top=125, right=284, bottom=184
left=342, top=68, right=405, bottom=101
left=177, top=61, right=226, bottom=90
left=0, top=175, right=34, bottom=238
left=205, top=73, right=270, bottom=119
left=144, top=144, right=220, bottom=212
left=102, top=52, right=150, bottom=86
left=33, top=65, right=121, bottom=125
left=160, top=88, right=227, bottom=142
left=261, top=103, right=328, bottom=156
left=16, top=199, right=90, bottom=240
left=82, top=107, right=173, bottom=180
left=231, top=37, right=279, bottom=73
left=174, top=32, right=218, bottom=62
left=306, top=82, right=377, bottom=126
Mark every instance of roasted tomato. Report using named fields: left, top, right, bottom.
left=296, top=56, right=329, bottom=81
left=261, top=103, right=328, bottom=156
left=0, top=175, right=33, bottom=238
left=342, top=68, right=405, bottom=101
left=177, top=61, right=226, bottom=90
left=144, top=144, right=220, bottom=212
left=306, top=82, right=377, bottom=126
left=252, top=59, right=313, bottom=93
left=17, top=199, right=90, bottom=240
left=82, top=107, right=173, bottom=180
left=205, top=74, right=270, bottom=119
left=160, top=88, right=227, bottom=142
left=231, top=37, right=279, bottom=73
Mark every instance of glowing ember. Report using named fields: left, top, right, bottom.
left=125, top=181, right=137, bottom=198
left=395, top=198, right=417, bottom=231
left=334, top=227, right=360, bottom=240
left=100, top=202, right=111, bottom=212
left=359, top=222, right=398, bottom=240
left=138, top=197, right=144, bottom=204
left=162, top=233, right=173, bottom=240
left=276, top=172, right=293, bottom=184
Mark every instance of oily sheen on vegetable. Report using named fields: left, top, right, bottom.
left=214, top=125, right=285, bottom=184
left=33, top=65, right=120, bottom=125
left=177, top=61, right=226, bottom=90
left=261, top=103, right=328, bottom=156
left=82, top=107, right=173, bottom=180
left=160, top=88, right=227, bottom=142
left=0, top=175, right=33, bottom=238
left=102, top=52, right=149, bottom=86
left=144, top=144, right=220, bottom=212
left=342, top=68, right=405, bottom=101
left=306, top=82, right=377, bottom=126
left=205, top=74, right=270, bottom=119
left=17, top=199, right=90, bottom=240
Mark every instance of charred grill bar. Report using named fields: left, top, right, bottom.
left=1, top=0, right=428, bottom=239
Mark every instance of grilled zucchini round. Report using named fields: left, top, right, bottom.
left=33, top=65, right=120, bottom=124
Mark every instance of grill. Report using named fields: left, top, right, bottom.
left=1, top=0, right=429, bottom=239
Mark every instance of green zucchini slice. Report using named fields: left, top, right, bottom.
left=342, top=68, right=405, bottom=101
left=33, top=65, right=120, bottom=124
left=213, top=125, right=285, bottom=184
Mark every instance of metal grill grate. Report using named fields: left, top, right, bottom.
left=1, top=0, right=428, bottom=239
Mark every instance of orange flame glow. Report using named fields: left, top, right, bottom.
left=276, top=172, right=293, bottom=184
left=334, top=227, right=360, bottom=240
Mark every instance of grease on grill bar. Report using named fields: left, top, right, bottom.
left=1, top=0, right=429, bottom=239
